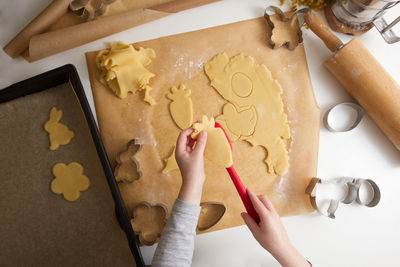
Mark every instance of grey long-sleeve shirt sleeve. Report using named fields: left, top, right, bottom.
left=151, top=199, right=201, bottom=267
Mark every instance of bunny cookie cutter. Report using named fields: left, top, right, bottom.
left=306, top=177, right=381, bottom=218
left=264, top=6, right=311, bottom=50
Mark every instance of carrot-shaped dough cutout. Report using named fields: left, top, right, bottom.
left=167, top=84, right=193, bottom=130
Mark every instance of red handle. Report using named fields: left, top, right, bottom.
left=227, top=166, right=260, bottom=223
left=214, top=122, right=260, bottom=223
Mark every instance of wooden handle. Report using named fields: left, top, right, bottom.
left=304, top=11, right=343, bottom=52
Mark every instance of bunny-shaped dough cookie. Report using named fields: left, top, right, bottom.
left=44, top=107, right=75, bottom=150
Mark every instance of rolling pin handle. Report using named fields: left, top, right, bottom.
left=304, top=11, right=343, bottom=52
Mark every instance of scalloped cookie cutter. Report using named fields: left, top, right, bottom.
left=323, top=102, right=365, bottom=132
left=70, top=0, right=117, bottom=21
left=131, top=202, right=168, bottom=246
left=306, top=177, right=381, bottom=219
left=264, top=6, right=310, bottom=50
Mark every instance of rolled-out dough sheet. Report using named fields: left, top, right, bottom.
left=85, top=17, right=320, bottom=233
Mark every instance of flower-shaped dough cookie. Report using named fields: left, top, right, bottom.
left=131, top=202, right=167, bottom=245
left=51, top=162, right=90, bottom=202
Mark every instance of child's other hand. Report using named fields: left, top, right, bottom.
left=241, top=189, right=310, bottom=267
left=175, top=128, right=207, bottom=205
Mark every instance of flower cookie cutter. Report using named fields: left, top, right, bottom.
left=131, top=202, right=168, bottom=246
left=264, top=6, right=311, bottom=50
left=306, top=177, right=381, bottom=219
left=69, top=0, right=117, bottom=21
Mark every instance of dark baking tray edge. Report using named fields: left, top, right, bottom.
left=0, top=64, right=145, bottom=267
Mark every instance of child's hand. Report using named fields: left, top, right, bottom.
left=175, top=128, right=207, bottom=205
left=241, top=189, right=310, bottom=267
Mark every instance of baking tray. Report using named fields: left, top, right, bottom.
left=0, top=64, right=145, bottom=267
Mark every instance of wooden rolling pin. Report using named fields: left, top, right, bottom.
left=305, top=12, right=400, bottom=150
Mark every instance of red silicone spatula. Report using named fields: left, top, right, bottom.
left=214, top=122, right=260, bottom=223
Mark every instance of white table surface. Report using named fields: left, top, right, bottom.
left=1, top=1, right=400, bottom=266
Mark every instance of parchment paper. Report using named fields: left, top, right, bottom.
left=24, top=8, right=171, bottom=62
left=48, top=0, right=175, bottom=31
left=3, top=0, right=71, bottom=58
left=85, top=17, right=320, bottom=234
left=0, top=83, right=134, bottom=266
left=3, top=0, right=219, bottom=62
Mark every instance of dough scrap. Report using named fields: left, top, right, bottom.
left=44, top=107, right=75, bottom=150
left=205, top=53, right=290, bottom=175
left=96, top=41, right=156, bottom=105
left=114, top=139, right=142, bottom=183
left=167, top=84, right=193, bottom=130
left=131, top=202, right=167, bottom=245
left=51, top=162, right=90, bottom=202
left=216, top=103, right=257, bottom=142
left=162, top=146, right=179, bottom=173
left=191, top=115, right=233, bottom=168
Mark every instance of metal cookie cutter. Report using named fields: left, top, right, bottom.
left=70, top=0, right=117, bottom=21
left=114, top=138, right=142, bottom=183
left=131, top=202, right=168, bottom=246
left=323, top=102, right=365, bottom=132
left=264, top=6, right=310, bottom=50
left=306, top=177, right=381, bottom=219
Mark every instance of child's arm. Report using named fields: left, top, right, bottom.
left=152, top=129, right=207, bottom=267
left=241, top=189, right=311, bottom=267
left=175, top=129, right=207, bottom=205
